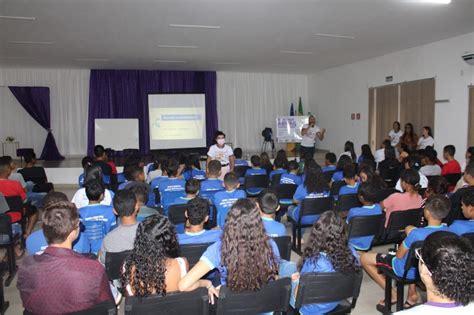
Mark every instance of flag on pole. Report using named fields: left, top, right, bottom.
left=297, top=97, right=304, bottom=116
left=290, top=103, right=294, bottom=116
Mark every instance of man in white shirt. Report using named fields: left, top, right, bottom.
left=388, top=121, right=403, bottom=147
left=300, top=115, right=325, bottom=159
left=207, top=131, right=235, bottom=180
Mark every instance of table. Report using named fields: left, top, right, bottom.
left=2, top=142, right=19, bottom=157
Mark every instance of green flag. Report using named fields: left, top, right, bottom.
left=297, top=97, right=304, bottom=116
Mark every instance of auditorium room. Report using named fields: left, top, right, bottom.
left=0, top=0, right=473, bottom=314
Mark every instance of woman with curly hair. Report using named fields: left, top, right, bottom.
left=121, top=215, right=187, bottom=297
left=179, top=198, right=280, bottom=303
left=291, top=211, right=360, bottom=314
left=400, top=123, right=418, bottom=152
left=396, top=231, right=473, bottom=314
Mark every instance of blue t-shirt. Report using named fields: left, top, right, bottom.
left=213, top=189, right=247, bottom=227
left=235, top=159, right=248, bottom=167
left=262, top=216, right=286, bottom=237
left=201, top=239, right=280, bottom=286
left=339, top=182, right=360, bottom=196
left=79, top=204, right=117, bottom=253
left=117, top=172, right=126, bottom=184
left=26, top=229, right=91, bottom=255
left=322, top=165, right=337, bottom=173
left=346, top=204, right=383, bottom=250
left=78, top=173, right=85, bottom=187
left=183, top=169, right=206, bottom=181
left=269, top=169, right=287, bottom=181
left=331, top=171, right=344, bottom=182
left=178, top=229, right=222, bottom=245
left=200, top=178, right=224, bottom=193
left=245, top=168, right=267, bottom=177
left=159, top=178, right=186, bottom=213
left=393, top=225, right=449, bottom=278
left=280, top=173, right=302, bottom=186
left=448, top=220, right=474, bottom=235
left=150, top=176, right=169, bottom=190
left=292, top=185, right=330, bottom=224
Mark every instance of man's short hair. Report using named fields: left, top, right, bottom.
left=325, top=152, right=337, bottom=164
left=207, top=160, right=222, bottom=176
left=274, top=157, right=285, bottom=169
left=357, top=182, right=377, bottom=203
left=186, top=197, right=209, bottom=225
left=343, top=164, right=357, bottom=179
left=24, top=152, right=36, bottom=164
left=258, top=189, right=279, bottom=215
left=85, top=179, right=105, bottom=201
left=127, top=183, right=149, bottom=204
left=166, top=159, right=179, bottom=177
left=94, top=145, right=105, bottom=158
left=124, top=165, right=143, bottom=181
left=461, top=191, right=474, bottom=207
left=224, top=172, right=239, bottom=189
left=81, top=156, right=94, bottom=169
left=424, top=148, right=438, bottom=163
left=2, top=156, right=12, bottom=166
left=250, top=155, right=261, bottom=167
left=424, top=195, right=450, bottom=220
left=234, top=148, right=243, bottom=159
left=0, top=157, right=11, bottom=174
left=443, top=145, right=456, bottom=157
left=185, top=179, right=200, bottom=195
left=42, top=201, right=79, bottom=245
left=43, top=192, right=68, bottom=208
left=287, top=160, right=299, bottom=172
left=113, top=190, right=137, bottom=217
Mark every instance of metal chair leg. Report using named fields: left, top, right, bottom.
left=384, top=276, right=392, bottom=314
left=396, top=283, right=404, bottom=311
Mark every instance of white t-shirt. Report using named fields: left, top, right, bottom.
left=374, top=148, right=385, bottom=163
left=207, top=144, right=234, bottom=165
left=395, top=302, right=474, bottom=314
left=420, top=164, right=442, bottom=176
left=301, top=124, right=321, bottom=147
left=389, top=130, right=404, bottom=147
left=395, top=171, right=428, bottom=192
left=71, top=188, right=114, bottom=209
left=418, top=136, right=434, bottom=149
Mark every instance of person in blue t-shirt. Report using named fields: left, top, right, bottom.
left=159, top=159, right=186, bottom=215
left=78, top=156, right=94, bottom=187
left=346, top=182, right=383, bottom=251
left=79, top=179, right=117, bottom=253
left=178, top=197, right=221, bottom=245
left=170, top=179, right=200, bottom=233
left=213, top=172, right=246, bottom=227
left=257, top=189, right=286, bottom=237
left=178, top=199, right=280, bottom=303
left=449, top=192, right=474, bottom=235
left=244, top=155, right=267, bottom=176
left=331, top=155, right=353, bottom=183
left=288, top=166, right=330, bottom=225
left=361, top=195, right=450, bottom=309
left=280, top=160, right=302, bottom=186
left=269, top=157, right=288, bottom=182
left=233, top=148, right=248, bottom=167
left=338, top=165, right=360, bottom=196
left=322, top=152, right=337, bottom=173
left=182, top=155, right=206, bottom=181
left=150, top=159, right=169, bottom=191
left=290, top=211, right=360, bottom=314
left=200, top=160, right=224, bottom=201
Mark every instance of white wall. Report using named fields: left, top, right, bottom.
left=308, top=32, right=474, bottom=158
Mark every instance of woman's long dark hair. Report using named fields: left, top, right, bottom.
left=122, top=215, right=180, bottom=297
left=260, top=152, right=273, bottom=173
left=275, top=150, right=289, bottom=169
left=344, top=141, right=357, bottom=161
left=84, top=165, right=104, bottom=184
left=360, top=144, right=375, bottom=161
left=221, top=199, right=279, bottom=291
left=299, top=211, right=360, bottom=273
left=336, top=155, right=353, bottom=171
left=304, top=165, right=329, bottom=194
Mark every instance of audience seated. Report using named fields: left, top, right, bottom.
left=399, top=123, right=418, bottom=152
left=347, top=182, right=383, bottom=251
left=420, top=148, right=441, bottom=176
left=395, top=155, right=428, bottom=192
left=79, top=180, right=117, bottom=253
left=441, top=145, right=461, bottom=176
left=178, top=199, right=280, bottom=304
left=388, top=121, right=403, bottom=147
left=257, top=189, right=286, bottom=237
left=339, top=164, right=360, bottom=196
left=98, top=190, right=139, bottom=264
left=233, top=147, right=248, bottom=167
left=448, top=192, right=474, bottom=235
left=446, top=162, right=474, bottom=224
left=18, top=201, right=113, bottom=314
left=275, top=149, right=289, bottom=170
left=358, top=144, right=375, bottom=166
left=374, top=140, right=392, bottom=164
left=322, top=152, right=337, bottom=173
left=340, top=141, right=357, bottom=161
left=213, top=172, right=246, bottom=227
left=93, top=145, right=113, bottom=177
left=260, top=152, right=274, bottom=175
left=269, top=156, right=287, bottom=181
left=395, top=231, right=473, bottom=314
left=178, top=197, right=221, bottom=245
left=182, top=155, right=206, bottom=181
left=331, top=155, right=352, bottom=183
left=280, top=160, right=302, bottom=185
left=72, top=165, right=115, bottom=208
left=200, top=160, right=224, bottom=198
left=104, top=148, right=118, bottom=175
left=172, top=179, right=200, bottom=205
left=361, top=195, right=450, bottom=309
left=150, top=158, right=169, bottom=190
left=417, top=126, right=435, bottom=150
left=127, top=183, right=158, bottom=222
left=159, top=159, right=186, bottom=215
left=146, top=154, right=166, bottom=183
left=423, top=176, right=449, bottom=204
left=17, top=152, right=49, bottom=186
left=78, top=156, right=94, bottom=187
left=121, top=215, right=188, bottom=297
left=378, top=146, right=401, bottom=175
left=245, top=155, right=267, bottom=176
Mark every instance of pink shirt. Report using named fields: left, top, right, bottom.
left=382, top=192, right=422, bottom=227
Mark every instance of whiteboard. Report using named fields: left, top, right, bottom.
left=95, top=119, right=139, bottom=150
left=276, top=116, right=309, bottom=143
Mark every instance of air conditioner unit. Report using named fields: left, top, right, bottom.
left=462, top=53, right=474, bottom=65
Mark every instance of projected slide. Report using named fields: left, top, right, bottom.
left=148, top=94, right=206, bottom=149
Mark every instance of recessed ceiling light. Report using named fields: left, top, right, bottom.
left=0, top=15, right=36, bottom=21
left=212, top=62, right=241, bottom=65
left=74, top=58, right=109, bottom=62
left=157, top=44, right=198, bottom=49
left=280, top=50, right=313, bottom=55
left=8, top=40, right=53, bottom=45
left=272, top=63, right=297, bottom=66
left=169, top=24, right=221, bottom=29
left=315, top=33, right=355, bottom=39
left=153, top=60, right=187, bottom=63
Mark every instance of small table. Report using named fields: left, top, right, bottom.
left=2, top=142, right=19, bottom=157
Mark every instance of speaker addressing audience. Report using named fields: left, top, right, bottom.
left=207, top=131, right=235, bottom=180
left=300, top=115, right=325, bottom=159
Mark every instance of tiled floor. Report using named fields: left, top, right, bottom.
left=2, top=185, right=412, bottom=315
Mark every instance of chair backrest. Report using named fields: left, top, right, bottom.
left=330, top=181, right=346, bottom=197
left=233, top=166, right=250, bottom=178
left=276, top=184, right=298, bottom=201
left=443, top=173, right=462, bottom=186
left=216, top=277, right=291, bottom=315
left=379, top=166, right=400, bottom=187
left=244, top=175, right=269, bottom=189
left=402, top=240, right=424, bottom=279
left=105, top=250, right=132, bottom=281
left=180, top=242, right=214, bottom=269
left=374, top=188, right=398, bottom=203
left=168, top=204, right=189, bottom=225
left=125, top=287, right=209, bottom=315
left=323, top=171, right=336, bottom=184
left=348, top=214, right=385, bottom=239
left=0, top=214, right=12, bottom=240
left=24, top=300, right=117, bottom=315
left=335, top=194, right=362, bottom=213
left=299, top=197, right=334, bottom=221
left=270, top=173, right=283, bottom=187
left=5, top=196, right=24, bottom=212
left=294, top=271, right=363, bottom=309
left=462, top=232, right=474, bottom=247
left=384, top=208, right=423, bottom=241
left=272, top=236, right=291, bottom=261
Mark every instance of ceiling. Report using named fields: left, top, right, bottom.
left=0, top=0, right=473, bottom=73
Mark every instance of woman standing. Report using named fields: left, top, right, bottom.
left=300, top=115, right=326, bottom=160
left=417, top=126, right=435, bottom=149
left=207, top=131, right=235, bottom=180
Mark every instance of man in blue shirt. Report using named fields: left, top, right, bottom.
left=339, top=165, right=360, bottom=196
left=280, top=161, right=302, bottom=185
left=178, top=197, right=221, bottom=245
left=346, top=182, right=383, bottom=251
left=257, top=189, right=286, bottom=237
left=361, top=195, right=450, bottom=309
left=233, top=148, right=248, bottom=167
left=322, top=152, right=337, bottom=173
left=269, top=158, right=287, bottom=182
left=159, top=159, right=186, bottom=215
left=245, top=155, right=267, bottom=176
left=449, top=192, right=474, bottom=235
left=79, top=180, right=117, bottom=253
left=200, top=160, right=224, bottom=200
left=213, top=172, right=246, bottom=227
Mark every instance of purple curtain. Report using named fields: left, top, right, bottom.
left=8, top=86, right=64, bottom=160
left=87, top=70, right=217, bottom=154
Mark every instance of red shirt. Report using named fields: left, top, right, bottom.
left=0, top=179, right=26, bottom=200
left=106, top=161, right=118, bottom=175
left=441, top=160, right=461, bottom=176
left=17, top=247, right=114, bottom=314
